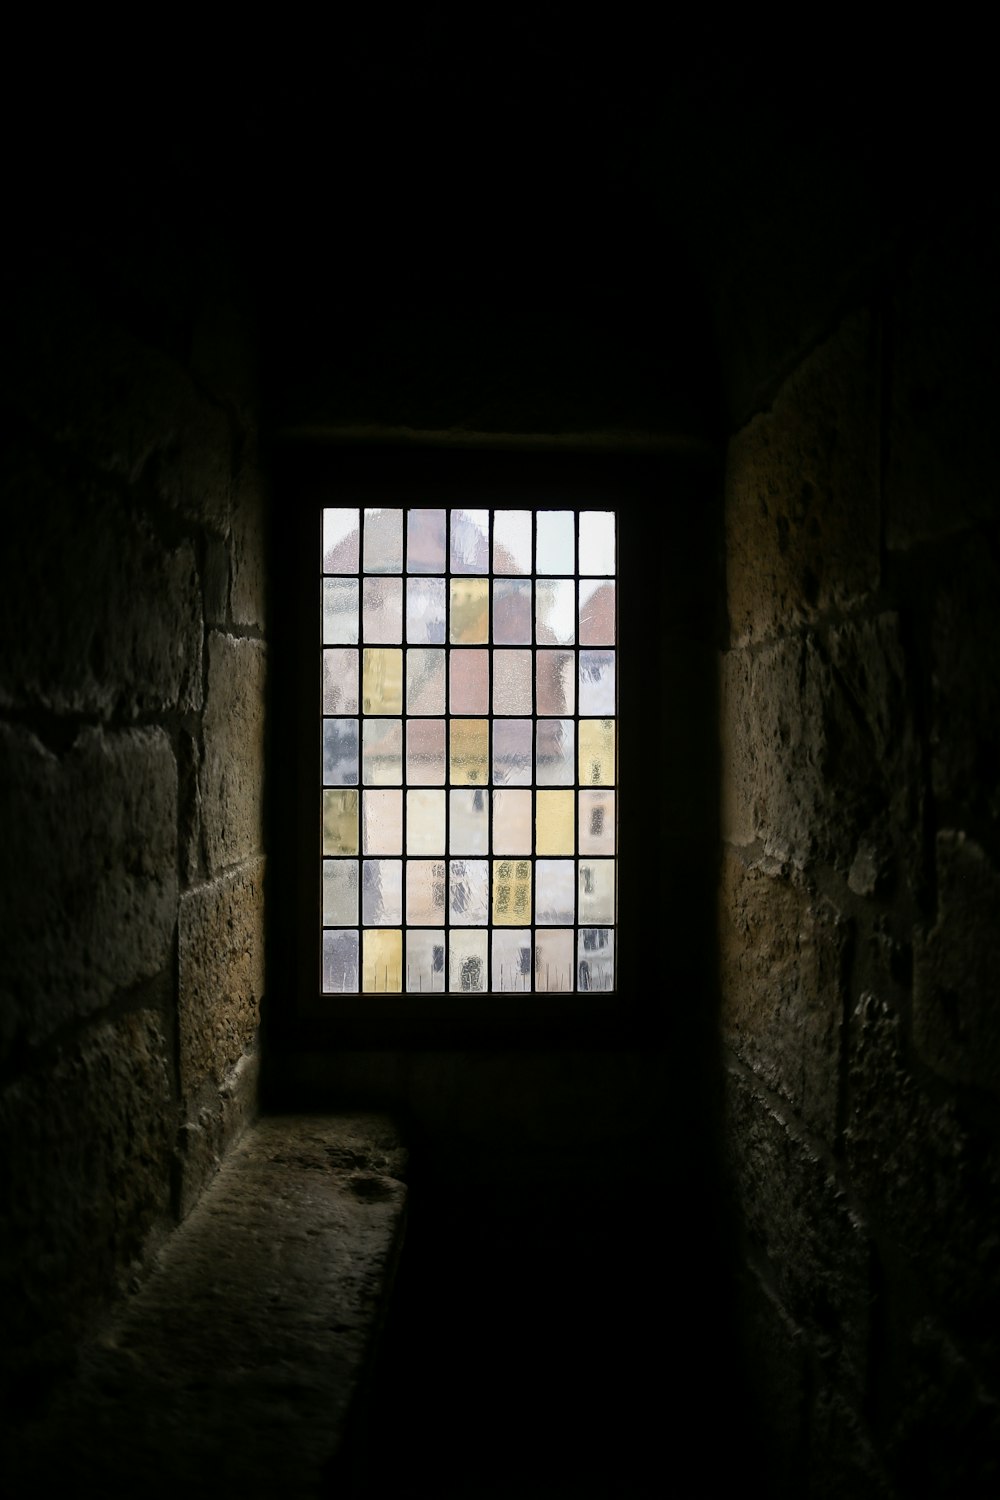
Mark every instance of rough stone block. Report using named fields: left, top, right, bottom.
left=738, top=1267, right=808, bottom=1494
left=0, top=439, right=203, bottom=717
left=719, top=649, right=756, bottom=848
left=929, top=533, right=1000, bottom=819
left=229, top=439, right=267, bottom=630
left=807, top=1390, right=892, bottom=1499
left=175, top=1051, right=259, bottom=1219
left=199, top=632, right=266, bottom=874
left=0, top=725, right=177, bottom=1062
left=720, top=854, right=846, bottom=1138
left=725, top=310, right=879, bottom=646
left=888, top=1318, right=1000, bottom=1497
left=178, top=858, right=265, bottom=1104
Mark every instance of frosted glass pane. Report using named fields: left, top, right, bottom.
left=493, top=510, right=531, bottom=574
left=579, top=719, right=615, bottom=786
left=536, top=790, right=574, bottom=855
left=493, top=580, right=532, bottom=643
left=323, top=578, right=359, bottom=644
left=536, top=651, right=575, bottom=716
left=450, top=578, right=489, bottom=643
left=578, top=927, right=614, bottom=991
left=406, top=578, right=446, bottom=643
left=323, top=930, right=359, bottom=993
left=406, top=649, right=446, bottom=715
left=362, top=789, right=402, bottom=854
left=407, top=789, right=446, bottom=854
left=492, top=789, right=532, bottom=855
left=450, top=719, right=489, bottom=784
left=406, top=861, right=446, bottom=925
left=449, top=930, right=487, bottom=992
left=579, top=511, right=615, bottom=575
left=323, top=508, right=360, bottom=574
left=450, top=788, right=489, bottom=854
left=449, top=859, right=488, bottom=925
left=363, top=508, right=403, bottom=573
left=492, top=929, right=532, bottom=991
left=579, top=859, right=615, bottom=924
left=450, top=509, right=489, bottom=574
left=406, top=720, right=446, bottom=783
left=362, top=648, right=403, bottom=714
left=362, top=576, right=403, bottom=643
left=323, top=648, right=359, bottom=714
left=493, top=650, right=532, bottom=715
left=323, top=860, right=358, bottom=925
left=323, top=789, right=359, bottom=855
left=579, top=579, right=616, bottom=645
left=492, top=719, right=533, bottom=785
left=579, top=649, right=615, bottom=714
left=323, top=719, right=359, bottom=786
left=362, top=859, right=403, bottom=925
left=362, top=719, right=403, bottom=785
left=535, top=860, right=575, bottom=925
left=579, top=790, right=616, bottom=855
left=450, top=649, right=489, bottom=713
left=407, top=930, right=446, bottom=992
left=535, top=578, right=575, bottom=645
left=407, top=509, right=446, bottom=573
left=536, top=511, right=574, bottom=574
left=492, top=859, right=532, bottom=926
left=536, top=720, right=574, bottom=785
left=363, top=928, right=403, bottom=992
left=534, top=929, right=574, bottom=992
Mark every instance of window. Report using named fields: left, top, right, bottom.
left=320, top=507, right=617, bottom=995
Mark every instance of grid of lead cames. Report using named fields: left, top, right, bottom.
left=321, top=507, right=616, bottom=994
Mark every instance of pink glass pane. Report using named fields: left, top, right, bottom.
left=362, top=789, right=403, bottom=854
left=406, top=720, right=446, bottom=783
left=362, top=576, right=403, bottom=643
left=493, top=580, right=532, bottom=644
left=491, top=789, right=532, bottom=854
left=450, top=649, right=489, bottom=714
left=536, top=650, right=575, bottom=716
left=406, top=861, right=446, bottom=925
left=406, top=649, right=446, bottom=714
left=493, top=650, right=532, bottom=715
left=534, top=929, right=574, bottom=992
left=579, top=579, right=616, bottom=645
left=407, top=509, right=447, bottom=573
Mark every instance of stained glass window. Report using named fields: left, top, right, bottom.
left=321, top=508, right=616, bottom=993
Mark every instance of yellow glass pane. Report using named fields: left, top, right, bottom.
left=450, top=718, right=489, bottom=784
left=362, top=648, right=403, bottom=714
left=323, top=789, right=359, bottom=855
left=535, top=790, right=575, bottom=855
left=492, top=859, right=532, bottom=926
left=578, top=718, right=615, bottom=786
left=449, top=579, right=489, bottom=644
left=362, top=928, right=403, bottom=993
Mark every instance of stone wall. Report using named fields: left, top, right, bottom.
left=719, top=213, right=1000, bottom=1494
left=0, top=139, right=267, bottom=1403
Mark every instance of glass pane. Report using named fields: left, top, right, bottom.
left=536, top=511, right=574, bottom=574
left=323, top=508, right=360, bottom=574
left=406, top=578, right=446, bottom=643
left=323, top=719, right=359, bottom=786
left=362, top=648, right=403, bottom=714
left=323, top=789, right=359, bottom=855
left=450, top=719, right=489, bottom=784
left=493, top=650, right=532, bottom=715
left=579, top=719, right=615, bottom=785
left=578, top=927, right=614, bottom=991
left=449, top=930, right=487, bottom=991
left=492, top=929, right=532, bottom=991
left=323, top=930, right=359, bottom=993
left=323, top=578, right=359, bottom=644
left=362, top=576, right=403, bottom=643
left=491, top=789, right=532, bottom=855
left=362, top=789, right=402, bottom=854
left=449, top=859, right=488, bottom=925
left=578, top=859, right=615, bottom=924
left=535, top=578, right=575, bottom=645
left=450, top=509, right=489, bottom=574
left=407, top=509, right=446, bottom=573
left=450, top=649, right=489, bottom=714
left=450, top=578, right=489, bottom=643
left=363, top=508, right=403, bottom=573
left=536, top=790, right=574, bottom=855
left=362, top=859, right=403, bottom=925
left=406, top=720, right=446, bottom=784
left=492, top=859, right=532, bottom=925
left=407, top=789, right=446, bottom=855
left=579, top=512, right=615, bottom=575
left=534, top=929, right=574, bottom=992
left=406, top=648, right=446, bottom=715
left=406, top=930, right=445, bottom=992
left=579, top=579, right=616, bottom=645
left=536, top=720, right=574, bottom=785
left=535, top=860, right=575, bottom=925
left=323, top=860, right=358, bottom=925
left=362, top=719, right=403, bottom=785
left=579, top=790, right=615, bottom=855
left=493, top=579, right=532, bottom=643
left=406, top=861, right=446, bottom=925
left=579, top=649, right=615, bottom=714
left=536, top=650, right=575, bottom=716
left=493, top=510, right=532, bottom=574
left=363, top=928, right=403, bottom=992
left=492, top=719, right=533, bottom=785
left=450, top=788, right=489, bottom=854
left=323, top=648, right=359, bottom=714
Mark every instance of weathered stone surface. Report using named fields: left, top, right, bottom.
left=720, top=854, right=846, bottom=1138
left=203, top=533, right=230, bottom=624
left=807, top=1390, right=893, bottom=1499
left=176, top=728, right=203, bottom=888
left=0, top=438, right=202, bottom=717
left=175, top=1051, right=260, bottom=1219
left=725, top=310, right=879, bottom=646
left=0, top=1011, right=173, bottom=1389
left=719, top=648, right=756, bottom=848
left=229, top=439, right=267, bottom=629
left=725, top=1066, right=872, bottom=1387
left=178, top=859, right=265, bottom=1103
left=929, top=534, right=1000, bottom=819
left=199, top=632, right=266, bottom=873
left=738, top=1267, right=808, bottom=1495
left=0, top=725, right=177, bottom=1061
left=888, top=1318, right=1000, bottom=1497
left=913, top=832, right=1000, bottom=1094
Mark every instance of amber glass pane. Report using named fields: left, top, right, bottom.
left=362, top=648, right=403, bottom=714
left=578, top=719, right=615, bottom=786
left=450, top=578, right=489, bottom=643
left=536, top=790, right=574, bottom=855
left=323, top=508, right=360, bottom=573
left=363, top=576, right=403, bottom=643
left=492, top=930, right=532, bottom=991
left=323, top=930, right=359, bottom=993
left=363, top=508, right=403, bottom=573
left=407, top=509, right=447, bottom=573
left=323, top=789, right=359, bottom=855
left=450, top=649, right=489, bottom=714
left=491, top=859, right=532, bottom=925
left=450, top=719, right=489, bottom=784
left=407, top=789, right=446, bottom=854
left=449, top=930, right=488, bottom=991
left=363, top=928, right=403, bottom=992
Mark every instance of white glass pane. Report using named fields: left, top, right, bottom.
left=535, top=860, right=575, bottom=925
left=493, top=510, right=532, bottom=574
left=492, top=719, right=533, bottom=785
left=579, top=649, right=615, bottom=714
left=450, top=509, right=490, bottom=574
left=406, top=930, right=446, bottom=991
left=407, top=509, right=446, bottom=573
left=362, top=789, right=403, bottom=854
left=579, top=511, right=615, bottom=575
left=407, top=789, right=446, bottom=854
left=323, top=930, right=359, bottom=993
left=363, top=576, right=403, bottom=643
left=536, top=720, right=574, bottom=785
left=578, top=927, right=614, bottom=990
left=536, top=510, right=574, bottom=574
left=323, top=860, right=358, bottom=925
left=323, top=719, right=359, bottom=786
left=449, top=859, right=488, bottom=925
left=362, top=859, right=403, bottom=925
left=450, top=789, right=489, bottom=855
left=492, top=930, right=532, bottom=992
left=449, top=930, right=487, bottom=991
left=323, top=509, right=360, bottom=574
left=323, top=578, right=359, bottom=644
left=406, top=578, right=447, bottom=643
left=364, top=508, right=403, bottom=572
left=323, top=648, right=359, bottom=714
left=535, top=578, right=575, bottom=645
